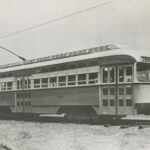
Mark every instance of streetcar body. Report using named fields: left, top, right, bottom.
left=0, top=44, right=150, bottom=119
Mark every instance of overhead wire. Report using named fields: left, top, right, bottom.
left=0, top=0, right=116, bottom=40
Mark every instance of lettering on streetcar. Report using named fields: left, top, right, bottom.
left=0, top=44, right=119, bottom=69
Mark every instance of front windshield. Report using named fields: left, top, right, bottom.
left=137, top=63, right=150, bottom=82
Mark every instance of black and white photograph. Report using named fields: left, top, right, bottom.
left=0, top=0, right=150, bottom=150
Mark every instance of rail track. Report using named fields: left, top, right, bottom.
left=0, top=113, right=150, bottom=130
left=103, top=119, right=150, bottom=129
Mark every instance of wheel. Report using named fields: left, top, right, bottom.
left=58, top=106, right=99, bottom=123
left=90, top=112, right=99, bottom=124
left=65, top=110, right=75, bottom=122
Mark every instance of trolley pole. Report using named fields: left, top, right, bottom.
left=0, top=45, right=26, bottom=61
left=22, top=75, right=25, bottom=117
left=115, top=65, right=118, bottom=116
left=0, top=45, right=26, bottom=117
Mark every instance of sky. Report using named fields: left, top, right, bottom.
left=0, top=0, right=150, bottom=64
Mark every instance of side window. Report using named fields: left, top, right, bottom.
left=50, top=77, right=57, bottom=87
left=24, top=79, right=28, bottom=89
left=17, top=77, right=31, bottom=89
left=58, top=76, right=66, bottom=86
left=0, top=81, right=13, bottom=91
left=102, top=67, right=109, bottom=83
left=88, top=73, right=98, bottom=84
left=126, top=66, right=132, bottom=82
left=119, top=67, right=124, bottom=82
left=68, top=75, right=76, bottom=85
left=24, top=77, right=31, bottom=89
left=119, top=66, right=133, bottom=83
left=78, top=74, right=86, bottom=85
left=1, top=82, right=6, bottom=91
left=41, top=78, right=48, bottom=88
left=102, top=67, right=115, bottom=83
left=137, top=63, right=150, bottom=82
left=34, top=79, right=40, bottom=88
left=110, top=67, right=115, bottom=82
left=17, top=79, right=23, bottom=89
left=28, top=79, right=31, bottom=89
left=7, top=82, right=12, bottom=90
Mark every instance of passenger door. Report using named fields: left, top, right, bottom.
left=117, top=85, right=133, bottom=115
left=15, top=76, right=32, bottom=113
left=101, top=86, right=116, bottom=115
left=16, top=91, right=32, bottom=113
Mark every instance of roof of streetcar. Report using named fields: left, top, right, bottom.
left=0, top=44, right=149, bottom=73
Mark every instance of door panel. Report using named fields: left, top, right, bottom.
left=118, top=86, right=125, bottom=115
left=15, top=76, right=32, bottom=113
left=101, top=64, right=134, bottom=116
left=101, top=85, right=134, bottom=115
left=117, top=85, right=133, bottom=115
left=15, top=91, right=32, bottom=113
left=101, top=86, right=116, bottom=115
left=125, top=86, right=133, bottom=115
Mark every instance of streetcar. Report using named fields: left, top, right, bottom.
left=0, top=44, right=150, bottom=121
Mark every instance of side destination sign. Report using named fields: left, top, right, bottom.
left=0, top=44, right=118, bottom=69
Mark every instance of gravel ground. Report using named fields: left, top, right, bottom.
left=0, top=120, right=150, bottom=150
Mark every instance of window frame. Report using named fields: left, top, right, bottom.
left=17, top=78, right=23, bottom=89
left=88, top=72, right=98, bottom=84
left=0, top=82, right=7, bottom=91
left=126, top=66, right=133, bottom=82
left=126, top=99, right=132, bottom=106
left=33, top=78, right=41, bottom=88
left=118, top=65, right=133, bottom=83
left=41, top=78, right=48, bottom=88
left=101, top=66, right=116, bottom=84
left=126, top=87, right=132, bottom=95
left=0, top=81, right=13, bottom=91
left=119, top=87, right=124, bottom=95
left=68, top=75, right=76, bottom=86
left=102, top=99, right=108, bottom=106
left=58, top=76, right=66, bottom=87
left=24, top=77, right=31, bottom=89
left=110, top=99, right=115, bottom=107
left=77, top=73, right=87, bottom=85
left=102, top=88, right=108, bottom=95
left=7, top=82, right=13, bottom=90
left=49, top=77, right=57, bottom=87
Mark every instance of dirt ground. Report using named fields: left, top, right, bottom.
left=0, top=120, right=150, bottom=150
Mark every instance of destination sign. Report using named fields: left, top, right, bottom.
left=0, top=44, right=119, bottom=69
